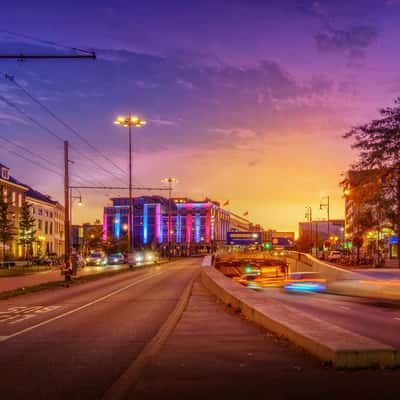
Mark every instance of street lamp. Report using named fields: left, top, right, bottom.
left=320, top=195, right=330, bottom=247
left=114, top=114, right=146, bottom=267
left=161, top=177, right=178, bottom=259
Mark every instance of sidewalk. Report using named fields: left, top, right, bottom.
left=0, top=265, right=129, bottom=294
left=131, top=279, right=400, bottom=399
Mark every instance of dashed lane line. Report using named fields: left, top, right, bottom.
left=0, top=269, right=168, bottom=343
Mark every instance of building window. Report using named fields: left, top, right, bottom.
left=45, top=221, right=48, bottom=234
left=1, top=168, right=9, bottom=180
left=11, top=191, right=16, bottom=205
left=38, top=209, right=43, bottom=216
left=49, top=222, right=53, bottom=235
left=50, top=212, right=53, bottom=218
left=38, top=220, right=42, bottom=230
left=18, top=193, right=22, bottom=207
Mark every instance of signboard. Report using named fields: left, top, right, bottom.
left=227, top=231, right=262, bottom=246
left=271, top=237, right=294, bottom=247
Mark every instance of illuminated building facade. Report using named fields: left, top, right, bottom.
left=103, top=196, right=250, bottom=253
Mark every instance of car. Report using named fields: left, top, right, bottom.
left=107, top=253, right=125, bottom=265
left=283, top=272, right=326, bottom=292
left=86, top=252, right=108, bottom=266
left=135, top=251, right=159, bottom=264
left=326, top=251, right=341, bottom=262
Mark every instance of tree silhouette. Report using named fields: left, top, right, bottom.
left=344, top=97, right=400, bottom=266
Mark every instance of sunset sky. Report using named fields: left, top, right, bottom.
left=0, top=0, right=399, bottom=234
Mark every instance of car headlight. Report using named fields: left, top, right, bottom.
left=135, top=256, right=144, bottom=262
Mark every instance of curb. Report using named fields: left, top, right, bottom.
left=201, top=267, right=399, bottom=369
left=102, top=269, right=200, bottom=400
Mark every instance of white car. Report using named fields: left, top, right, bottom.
left=86, top=252, right=108, bottom=266
left=326, top=251, right=341, bottom=262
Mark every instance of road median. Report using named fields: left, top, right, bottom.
left=201, top=266, right=399, bottom=369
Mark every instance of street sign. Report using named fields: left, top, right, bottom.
left=271, top=237, right=294, bottom=247
left=227, top=231, right=262, bottom=246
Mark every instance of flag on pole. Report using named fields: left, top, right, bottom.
left=223, top=200, right=230, bottom=207
left=243, top=211, right=249, bottom=217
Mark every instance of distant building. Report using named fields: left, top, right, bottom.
left=0, top=162, right=64, bottom=258
left=26, top=187, right=65, bottom=256
left=103, top=196, right=252, bottom=254
left=0, top=163, right=27, bottom=257
left=299, top=219, right=345, bottom=245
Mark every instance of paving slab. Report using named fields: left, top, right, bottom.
left=131, top=280, right=400, bottom=400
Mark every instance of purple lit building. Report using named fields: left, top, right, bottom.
left=103, top=196, right=250, bottom=254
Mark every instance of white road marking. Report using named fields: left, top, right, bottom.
left=340, top=306, right=350, bottom=310
left=0, top=306, right=61, bottom=325
left=394, top=317, right=400, bottom=321
left=0, top=270, right=167, bottom=343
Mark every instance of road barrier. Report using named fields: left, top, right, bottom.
left=287, top=252, right=361, bottom=282
left=201, top=265, right=399, bottom=369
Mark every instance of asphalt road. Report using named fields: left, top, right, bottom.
left=256, top=286, right=400, bottom=347
left=0, top=258, right=199, bottom=399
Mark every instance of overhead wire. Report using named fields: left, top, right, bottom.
left=0, top=92, right=125, bottom=186
left=0, top=29, right=95, bottom=55
left=4, top=73, right=128, bottom=179
left=0, top=137, right=95, bottom=187
left=0, top=133, right=63, bottom=172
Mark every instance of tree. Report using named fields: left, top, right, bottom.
left=18, top=201, right=36, bottom=259
left=0, top=184, right=15, bottom=264
left=85, top=225, right=104, bottom=252
left=344, top=97, right=400, bottom=266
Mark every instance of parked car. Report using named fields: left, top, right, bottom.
left=326, top=251, right=341, bottom=262
left=107, top=253, right=125, bottom=265
left=86, top=252, right=108, bottom=266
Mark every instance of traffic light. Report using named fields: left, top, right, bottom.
left=245, top=264, right=252, bottom=273
left=264, top=242, right=272, bottom=250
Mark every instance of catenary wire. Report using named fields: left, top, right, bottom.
left=4, top=73, right=127, bottom=178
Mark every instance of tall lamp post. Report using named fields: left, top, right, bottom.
left=161, top=177, right=178, bottom=259
left=320, top=195, right=330, bottom=248
left=305, top=206, right=313, bottom=254
left=114, top=115, right=146, bottom=267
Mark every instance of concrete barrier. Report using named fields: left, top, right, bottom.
left=287, top=252, right=361, bottom=282
left=201, top=266, right=399, bottom=369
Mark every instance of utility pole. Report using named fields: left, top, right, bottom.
left=161, top=177, right=178, bottom=260
left=64, top=141, right=71, bottom=281
left=305, top=206, right=313, bottom=254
